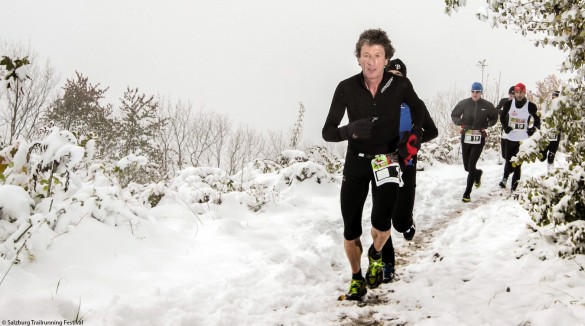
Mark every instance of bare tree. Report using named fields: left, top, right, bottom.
left=186, top=110, right=218, bottom=167
left=428, top=85, right=466, bottom=138
left=209, top=112, right=231, bottom=168
left=154, top=96, right=175, bottom=173
left=0, top=43, right=59, bottom=143
left=527, top=74, right=562, bottom=107
left=170, top=101, right=196, bottom=171
left=265, top=129, right=288, bottom=159
left=226, top=124, right=266, bottom=175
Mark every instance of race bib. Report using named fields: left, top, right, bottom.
left=509, top=117, right=527, bottom=130
left=371, top=154, right=403, bottom=187
left=548, top=131, right=558, bottom=141
left=464, top=130, right=482, bottom=144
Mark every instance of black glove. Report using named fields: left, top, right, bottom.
left=527, top=127, right=536, bottom=136
left=503, top=126, right=513, bottom=133
left=339, top=118, right=373, bottom=140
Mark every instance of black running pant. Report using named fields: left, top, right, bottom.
left=341, top=153, right=399, bottom=241
left=393, top=163, right=416, bottom=232
left=540, top=140, right=560, bottom=164
left=381, top=161, right=416, bottom=266
left=503, top=139, right=522, bottom=188
left=461, top=135, right=485, bottom=195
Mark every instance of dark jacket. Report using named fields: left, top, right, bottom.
left=322, top=72, right=425, bottom=154
left=451, top=98, right=498, bottom=130
left=500, top=98, right=540, bottom=130
left=421, top=106, right=438, bottom=143
left=495, top=97, right=511, bottom=117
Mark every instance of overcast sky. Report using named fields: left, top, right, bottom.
left=1, top=0, right=566, bottom=143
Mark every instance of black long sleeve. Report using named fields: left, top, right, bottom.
left=421, top=104, right=438, bottom=143
left=322, top=72, right=425, bottom=154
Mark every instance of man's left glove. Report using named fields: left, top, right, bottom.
left=527, top=127, right=536, bottom=136
left=397, top=126, right=422, bottom=165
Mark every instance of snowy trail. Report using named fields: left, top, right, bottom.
left=1, top=157, right=584, bottom=325
left=335, top=162, right=508, bottom=325
left=340, top=165, right=503, bottom=325
left=334, top=160, right=585, bottom=326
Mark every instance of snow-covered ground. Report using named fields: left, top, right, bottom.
left=1, top=153, right=584, bottom=326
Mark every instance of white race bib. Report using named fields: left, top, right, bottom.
left=371, top=154, right=403, bottom=187
left=509, top=116, right=527, bottom=130
left=464, top=130, right=482, bottom=144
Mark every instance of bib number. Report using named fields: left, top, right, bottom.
left=371, top=154, right=403, bottom=187
left=509, top=117, right=526, bottom=130
left=464, top=130, right=482, bottom=144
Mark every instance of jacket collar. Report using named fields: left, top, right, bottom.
left=357, top=71, right=392, bottom=91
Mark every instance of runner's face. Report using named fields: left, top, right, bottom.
left=471, top=90, right=482, bottom=101
left=515, top=91, right=526, bottom=101
left=358, top=44, right=387, bottom=82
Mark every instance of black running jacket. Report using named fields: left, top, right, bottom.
left=322, top=71, right=425, bottom=155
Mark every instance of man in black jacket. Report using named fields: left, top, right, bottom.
left=322, top=29, right=425, bottom=300
left=451, top=82, right=498, bottom=202
left=499, top=83, right=541, bottom=191
left=381, top=58, right=438, bottom=283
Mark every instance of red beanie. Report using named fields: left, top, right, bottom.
left=514, top=83, right=526, bottom=93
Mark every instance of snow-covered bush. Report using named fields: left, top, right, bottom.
left=276, top=149, right=308, bottom=166
left=122, top=182, right=166, bottom=208
left=522, top=164, right=585, bottom=255
left=305, top=145, right=343, bottom=174
left=0, top=185, right=34, bottom=243
left=516, top=76, right=585, bottom=255
left=228, top=150, right=338, bottom=211
left=167, top=167, right=229, bottom=214
left=2, top=127, right=86, bottom=199
left=0, top=128, right=147, bottom=261
left=418, top=135, right=460, bottom=165
left=279, top=161, right=334, bottom=186
left=113, top=153, right=162, bottom=188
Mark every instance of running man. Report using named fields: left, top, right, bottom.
left=499, top=83, right=541, bottom=190
left=322, top=29, right=425, bottom=300
left=381, top=58, right=438, bottom=283
left=451, top=82, right=498, bottom=202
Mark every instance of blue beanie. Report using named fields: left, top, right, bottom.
left=471, top=82, right=483, bottom=92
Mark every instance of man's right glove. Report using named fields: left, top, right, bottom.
left=339, top=118, right=373, bottom=140
left=503, top=126, right=513, bottom=134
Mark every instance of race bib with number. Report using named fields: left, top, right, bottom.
left=464, top=130, right=482, bottom=144
left=509, top=117, right=527, bottom=130
left=371, top=154, right=403, bottom=187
